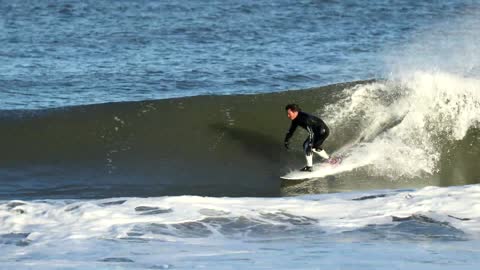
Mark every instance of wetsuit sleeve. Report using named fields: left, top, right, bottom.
left=284, top=121, right=298, bottom=143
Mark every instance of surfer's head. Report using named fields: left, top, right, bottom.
left=285, top=103, right=300, bottom=120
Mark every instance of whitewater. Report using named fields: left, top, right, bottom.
left=1, top=0, right=480, bottom=269
left=1, top=185, right=480, bottom=269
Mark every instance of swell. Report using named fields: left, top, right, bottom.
left=0, top=81, right=361, bottom=199
left=1, top=77, right=479, bottom=199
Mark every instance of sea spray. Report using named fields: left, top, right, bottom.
left=323, top=72, right=480, bottom=179
left=321, top=9, right=480, bottom=180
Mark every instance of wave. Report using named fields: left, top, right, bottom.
left=324, top=72, right=480, bottom=177
left=0, top=185, right=478, bottom=268
left=2, top=185, right=478, bottom=243
left=0, top=185, right=480, bottom=269
left=0, top=75, right=479, bottom=199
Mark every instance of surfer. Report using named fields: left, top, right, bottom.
left=284, top=104, right=330, bottom=172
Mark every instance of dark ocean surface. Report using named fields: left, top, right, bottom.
left=1, top=0, right=479, bottom=199
left=1, top=1, right=480, bottom=269
left=0, top=0, right=476, bottom=110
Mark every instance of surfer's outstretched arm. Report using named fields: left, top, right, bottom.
left=284, top=122, right=298, bottom=149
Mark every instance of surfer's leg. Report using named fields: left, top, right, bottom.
left=312, top=147, right=330, bottom=159
left=302, top=139, right=313, bottom=171
left=305, top=154, right=313, bottom=167
left=313, top=147, right=329, bottom=159
left=312, top=130, right=330, bottom=160
left=300, top=155, right=313, bottom=172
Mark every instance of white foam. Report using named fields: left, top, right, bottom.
left=1, top=185, right=480, bottom=240
left=323, top=72, right=479, bottom=179
left=281, top=155, right=372, bottom=180
left=1, top=185, right=480, bottom=268
left=319, top=10, right=480, bottom=179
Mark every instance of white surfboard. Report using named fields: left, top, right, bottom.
left=280, top=157, right=349, bottom=180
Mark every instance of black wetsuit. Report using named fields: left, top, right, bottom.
left=284, top=111, right=329, bottom=154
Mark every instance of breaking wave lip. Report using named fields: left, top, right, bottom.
left=322, top=71, right=480, bottom=181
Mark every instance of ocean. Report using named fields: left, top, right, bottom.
left=1, top=0, right=479, bottom=269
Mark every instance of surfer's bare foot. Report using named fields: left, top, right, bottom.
left=300, top=166, right=312, bottom=172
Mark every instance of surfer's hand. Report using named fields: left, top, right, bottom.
left=284, top=141, right=289, bottom=150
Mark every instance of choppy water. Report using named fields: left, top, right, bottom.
left=1, top=0, right=477, bottom=110
left=1, top=0, right=480, bottom=269
left=1, top=185, right=480, bottom=269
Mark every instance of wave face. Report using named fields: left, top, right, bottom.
left=0, top=81, right=357, bottom=199
left=1, top=76, right=479, bottom=199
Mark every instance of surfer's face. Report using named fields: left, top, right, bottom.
left=287, top=109, right=298, bottom=120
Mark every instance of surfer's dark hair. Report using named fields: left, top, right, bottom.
left=285, top=104, right=301, bottom=112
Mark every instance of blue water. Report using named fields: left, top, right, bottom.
left=2, top=1, right=480, bottom=269
left=1, top=0, right=475, bottom=109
